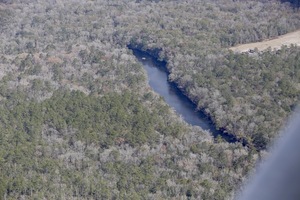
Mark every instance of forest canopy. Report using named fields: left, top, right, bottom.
left=0, top=0, right=299, bottom=199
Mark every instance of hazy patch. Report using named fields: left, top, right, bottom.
left=238, top=107, right=300, bottom=200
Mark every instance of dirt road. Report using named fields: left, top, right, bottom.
left=229, top=30, right=300, bottom=52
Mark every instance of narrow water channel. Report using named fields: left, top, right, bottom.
left=130, top=48, right=237, bottom=143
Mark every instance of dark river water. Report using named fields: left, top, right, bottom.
left=130, top=48, right=236, bottom=143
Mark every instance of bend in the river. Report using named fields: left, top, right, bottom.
left=128, top=46, right=239, bottom=144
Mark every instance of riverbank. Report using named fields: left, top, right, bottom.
left=128, top=45, right=243, bottom=145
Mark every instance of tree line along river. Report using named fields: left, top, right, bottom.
left=130, top=47, right=238, bottom=144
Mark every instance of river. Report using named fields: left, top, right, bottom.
left=130, top=48, right=236, bottom=143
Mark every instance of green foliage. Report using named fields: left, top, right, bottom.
left=1, top=0, right=295, bottom=199
left=42, top=90, right=160, bottom=147
left=0, top=88, right=255, bottom=199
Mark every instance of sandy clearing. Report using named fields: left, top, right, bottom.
left=229, top=30, right=300, bottom=53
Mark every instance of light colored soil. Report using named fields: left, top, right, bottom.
left=229, top=30, right=300, bottom=52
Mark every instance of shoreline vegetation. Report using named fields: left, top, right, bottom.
left=128, top=40, right=300, bottom=151
left=0, top=0, right=299, bottom=199
left=129, top=45, right=242, bottom=145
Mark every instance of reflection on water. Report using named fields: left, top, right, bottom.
left=131, top=48, right=236, bottom=143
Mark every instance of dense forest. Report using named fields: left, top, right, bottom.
left=120, top=0, right=300, bottom=150
left=0, top=0, right=299, bottom=199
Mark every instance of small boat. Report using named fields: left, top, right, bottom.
left=142, top=57, right=146, bottom=60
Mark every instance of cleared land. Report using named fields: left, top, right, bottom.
left=229, top=30, right=300, bottom=52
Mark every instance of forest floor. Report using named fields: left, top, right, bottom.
left=229, top=30, right=300, bottom=52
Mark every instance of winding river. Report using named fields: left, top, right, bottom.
left=130, top=48, right=236, bottom=143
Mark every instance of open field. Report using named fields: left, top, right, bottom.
left=229, top=30, right=300, bottom=52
